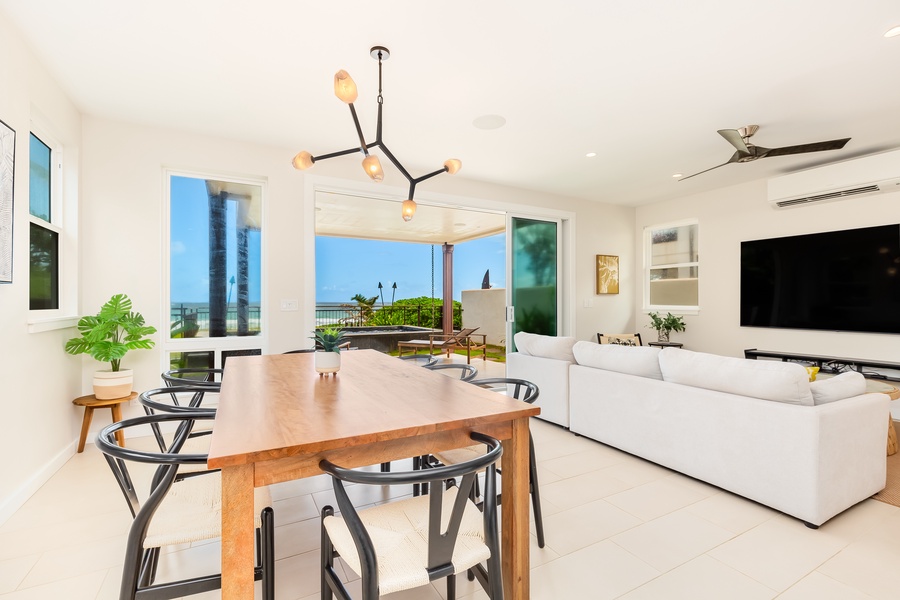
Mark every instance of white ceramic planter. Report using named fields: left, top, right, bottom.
left=314, top=351, right=341, bottom=375
left=93, top=369, right=134, bottom=399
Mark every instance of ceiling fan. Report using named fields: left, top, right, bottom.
left=679, top=125, right=850, bottom=181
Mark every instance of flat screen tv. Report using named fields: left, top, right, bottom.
left=741, top=224, right=900, bottom=334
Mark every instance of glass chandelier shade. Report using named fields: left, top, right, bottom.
left=292, top=151, right=314, bottom=170
left=401, top=199, right=417, bottom=222
left=362, top=154, right=384, bottom=182
left=333, top=70, right=358, bottom=104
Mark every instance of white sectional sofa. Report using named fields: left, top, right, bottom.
left=508, top=333, right=890, bottom=526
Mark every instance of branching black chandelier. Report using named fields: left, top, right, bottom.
left=292, top=46, right=461, bottom=222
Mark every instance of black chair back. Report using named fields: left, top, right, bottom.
left=424, top=362, right=478, bottom=381
left=320, top=432, right=503, bottom=599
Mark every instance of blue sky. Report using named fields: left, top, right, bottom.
left=170, top=176, right=262, bottom=303
left=316, top=234, right=506, bottom=303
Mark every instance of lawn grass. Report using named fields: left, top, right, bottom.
left=390, top=344, right=507, bottom=363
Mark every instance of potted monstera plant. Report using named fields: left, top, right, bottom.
left=65, top=293, right=157, bottom=399
left=311, top=326, right=347, bottom=376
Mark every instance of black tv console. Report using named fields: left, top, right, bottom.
left=744, top=349, right=900, bottom=383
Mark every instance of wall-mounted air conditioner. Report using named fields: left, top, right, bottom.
left=767, top=148, right=900, bottom=208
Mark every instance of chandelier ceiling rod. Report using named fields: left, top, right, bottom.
left=292, top=46, right=461, bottom=221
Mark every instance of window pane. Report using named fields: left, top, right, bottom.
left=649, top=266, right=698, bottom=306
left=169, top=351, right=215, bottom=371
left=29, top=223, right=58, bottom=309
left=222, top=348, right=261, bottom=366
left=170, top=176, right=262, bottom=338
left=511, top=217, right=557, bottom=343
left=29, top=134, right=51, bottom=222
left=650, top=224, right=698, bottom=266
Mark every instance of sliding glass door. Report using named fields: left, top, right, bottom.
left=507, top=216, right=561, bottom=351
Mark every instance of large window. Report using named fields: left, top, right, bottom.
left=166, top=173, right=264, bottom=368
left=644, top=220, right=699, bottom=311
left=29, top=132, right=60, bottom=310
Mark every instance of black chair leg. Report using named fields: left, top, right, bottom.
left=261, top=507, right=275, bottom=600
left=529, top=436, right=545, bottom=548
left=321, top=506, right=335, bottom=600
left=447, top=573, right=456, bottom=600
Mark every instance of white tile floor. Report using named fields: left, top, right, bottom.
left=2, top=356, right=899, bottom=599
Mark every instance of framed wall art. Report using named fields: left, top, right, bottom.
left=596, top=254, right=619, bottom=294
left=0, top=118, right=15, bottom=284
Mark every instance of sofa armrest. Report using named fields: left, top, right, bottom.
left=508, top=352, right=572, bottom=427
left=809, top=392, right=889, bottom=523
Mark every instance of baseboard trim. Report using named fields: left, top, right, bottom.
left=0, top=439, right=77, bottom=527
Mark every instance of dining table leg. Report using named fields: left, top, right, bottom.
left=221, top=463, right=256, bottom=599
left=502, top=416, right=531, bottom=599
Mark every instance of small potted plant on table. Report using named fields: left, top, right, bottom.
left=312, top=326, right=347, bottom=376
left=648, top=311, right=685, bottom=343
left=65, top=293, right=157, bottom=399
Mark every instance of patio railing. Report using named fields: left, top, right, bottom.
left=315, top=304, right=462, bottom=329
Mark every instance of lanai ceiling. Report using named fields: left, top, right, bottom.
left=3, top=1, right=900, bottom=208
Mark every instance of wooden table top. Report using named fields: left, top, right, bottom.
left=208, top=350, right=540, bottom=469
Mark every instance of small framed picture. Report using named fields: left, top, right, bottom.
left=0, top=117, right=15, bottom=284
left=596, top=255, right=619, bottom=294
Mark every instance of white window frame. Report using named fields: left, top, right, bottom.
left=27, top=120, right=78, bottom=331
left=162, top=168, right=268, bottom=372
left=642, top=218, right=699, bottom=314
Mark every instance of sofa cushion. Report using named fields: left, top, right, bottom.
left=658, top=348, right=814, bottom=406
left=810, top=372, right=868, bottom=405
left=572, top=341, right=663, bottom=380
left=513, top=332, right=576, bottom=363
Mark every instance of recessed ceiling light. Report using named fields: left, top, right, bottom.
left=672, top=173, right=683, bottom=178
left=472, top=114, right=506, bottom=130
left=586, top=152, right=597, bottom=158
left=885, top=25, right=900, bottom=38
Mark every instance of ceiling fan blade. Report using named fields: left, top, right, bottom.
left=764, top=138, right=850, bottom=158
left=679, top=151, right=744, bottom=181
left=717, top=129, right=750, bottom=153
left=678, top=161, right=731, bottom=181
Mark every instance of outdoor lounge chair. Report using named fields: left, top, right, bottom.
left=397, top=327, right=487, bottom=364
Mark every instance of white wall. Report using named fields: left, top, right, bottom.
left=635, top=180, right=900, bottom=361
left=0, top=13, right=83, bottom=524
left=462, top=287, right=506, bottom=345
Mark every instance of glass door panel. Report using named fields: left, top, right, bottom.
left=508, top=216, right=560, bottom=351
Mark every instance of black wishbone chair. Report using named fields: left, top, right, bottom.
left=158, top=368, right=221, bottom=422
left=423, top=362, right=478, bottom=382
left=431, top=378, right=545, bottom=548
left=139, top=387, right=218, bottom=459
left=397, top=353, right=438, bottom=367
left=320, top=432, right=504, bottom=600
left=96, top=412, right=275, bottom=600
left=409, top=361, right=479, bottom=492
left=161, top=367, right=223, bottom=388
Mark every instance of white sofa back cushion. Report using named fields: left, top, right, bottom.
left=658, top=348, right=814, bottom=406
left=810, top=372, right=868, bottom=405
left=514, top=332, right=577, bottom=363
left=573, top=341, right=663, bottom=380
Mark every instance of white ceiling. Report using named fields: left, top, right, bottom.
left=3, top=0, right=900, bottom=207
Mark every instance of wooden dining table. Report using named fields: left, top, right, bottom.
left=208, top=349, right=541, bottom=599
